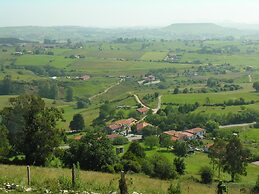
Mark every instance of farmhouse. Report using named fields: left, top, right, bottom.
left=137, top=107, right=149, bottom=114
left=107, top=134, right=121, bottom=140
left=144, top=75, right=156, bottom=82
left=163, top=127, right=206, bottom=141
left=136, top=121, right=152, bottom=134
left=79, top=75, right=90, bottom=81
left=163, top=130, right=193, bottom=141
left=107, top=118, right=137, bottom=134
left=185, top=128, right=206, bottom=139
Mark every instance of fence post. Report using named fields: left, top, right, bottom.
left=27, top=165, right=31, bottom=186
left=119, top=171, right=128, bottom=194
left=72, top=164, right=76, bottom=188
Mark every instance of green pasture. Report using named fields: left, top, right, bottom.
left=140, top=51, right=167, bottom=61
left=15, top=55, right=75, bottom=68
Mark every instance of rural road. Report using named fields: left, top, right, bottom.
left=89, top=79, right=123, bottom=101
left=219, top=122, right=256, bottom=128
left=248, top=74, right=252, bottom=83
left=133, top=94, right=162, bottom=114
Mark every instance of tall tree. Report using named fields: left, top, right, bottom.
left=65, top=130, right=117, bottom=170
left=65, top=87, right=73, bottom=102
left=173, top=157, right=186, bottom=175
left=0, top=124, right=10, bottom=158
left=38, top=81, right=50, bottom=98
left=160, top=133, right=173, bottom=149
left=144, top=135, right=159, bottom=149
left=1, top=75, right=12, bottom=95
left=174, top=141, right=188, bottom=157
left=208, top=139, right=226, bottom=178
left=49, top=82, right=59, bottom=99
left=253, top=81, right=259, bottom=92
left=126, top=142, right=145, bottom=158
left=222, top=136, right=251, bottom=182
left=69, top=114, right=85, bottom=131
left=1, top=95, right=64, bottom=165
left=98, top=101, right=116, bottom=120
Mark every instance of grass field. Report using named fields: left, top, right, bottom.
left=162, top=85, right=259, bottom=105
left=140, top=51, right=168, bottom=61
left=0, top=164, right=256, bottom=194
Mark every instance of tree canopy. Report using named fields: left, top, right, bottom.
left=1, top=95, right=64, bottom=165
left=64, top=130, right=117, bottom=171
left=69, top=114, right=85, bottom=131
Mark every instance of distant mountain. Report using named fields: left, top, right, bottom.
left=160, top=23, right=242, bottom=39
left=0, top=23, right=258, bottom=41
left=0, top=37, right=34, bottom=44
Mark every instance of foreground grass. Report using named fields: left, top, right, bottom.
left=0, top=165, right=253, bottom=194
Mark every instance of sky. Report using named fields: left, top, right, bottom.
left=1, top=0, right=259, bottom=27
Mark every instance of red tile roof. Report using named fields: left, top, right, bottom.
left=137, top=107, right=149, bottom=114
left=185, top=128, right=205, bottom=134
left=163, top=130, right=178, bottom=136
left=136, top=122, right=151, bottom=131
left=74, top=135, right=83, bottom=141
left=113, top=118, right=137, bottom=126
left=108, top=124, right=122, bottom=131
left=107, top=134, right=120, bottom=139
left=163, top=130, right=194, bottom=141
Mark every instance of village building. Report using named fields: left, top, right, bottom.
left=137, top=107, right=149, bottom=114
left=107, top=118, right=137, bottom=134
left=163, top=127, right=206, bottom=141
left=79, top=75, right=90, bottom=81
left=136, top=121, right=151, bottom=134
left=184, top=128, right=206, bottom=139
left=107, top=134, right=121, bottom=140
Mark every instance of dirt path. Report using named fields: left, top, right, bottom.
left=219, top=122, right=256, bottom=128
left=89, top=79, right=123, bottom=101
left=248, top=74, right=252, bottom=83
left=133, top=94, right=162, bottom=114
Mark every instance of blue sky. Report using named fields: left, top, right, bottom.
left=1, top=0, right=259, bottom=27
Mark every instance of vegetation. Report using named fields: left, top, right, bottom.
left=1, top=95, right=64, bottom=165
left=0, top=31, right=259, bottom=193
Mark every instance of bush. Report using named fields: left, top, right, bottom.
left=199, top=166, right=213, bottom=184
left=112, top=136, right=129, bottom=145
left=168, top=182, right=181, bottom=194
left=252, top=175, right=259, bottom=193
left=101, top=164, right=115, bottom=173
left=174, top=141, right=188, bottom=157
left=151, top=154, right=177, bottom=180
left=45, top=156, right=63, bottom=168
left=141, top=159, right=154, bottom=175
left=173, top=157, right=185, bottom=175
left=123, top=160, right=141, bottom=173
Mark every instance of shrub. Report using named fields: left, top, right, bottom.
left=45, top=156, right=63, bottom=168
left=199, top=166, right=213, bottom=184
left=174, top=141, right=188, bottom=157
left=101, top=164, right=115, bottom=173
left=151, top=154, right=177, bottom=180
left=123, top=160, right=141, bottom=173
left=252, top=175, right=259, bottom=193
left=112, top=136, right=129, bottom=145
left=141, top=159, right=154, bottom=175
left=168, top=182, right=181, bottom=194
left=173, top=157, right=185, bottom=175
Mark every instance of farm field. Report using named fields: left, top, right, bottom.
left=0, top=37, right=259, bottom=194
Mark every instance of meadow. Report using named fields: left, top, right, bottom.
left=0, top=39, right=259, bottom=193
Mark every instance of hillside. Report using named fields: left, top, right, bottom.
left=159, top=23, right=243, bottom=39
left=0, top=165, right=251, bottom=194
left=0, top=23, right=256, bottom=41
left=164, top=23, right=237, bottom=34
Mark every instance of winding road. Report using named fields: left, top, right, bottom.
left=133, top=94, right=162, bottom=114
left=219, top=122, right=256, bottom=128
